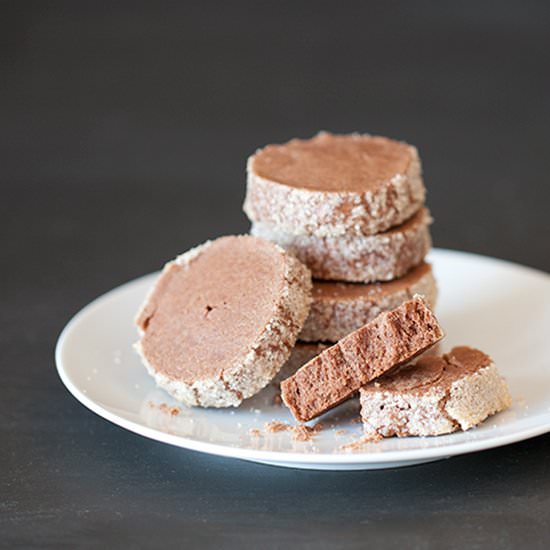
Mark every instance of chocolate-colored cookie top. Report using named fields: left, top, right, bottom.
left=135, top=235, right=312, bottom=409
left=251, top=132, right=415, bottom=193
left=244, top=132, right=426, bottom=238
left=369, top=347, right=493, bottom=394
left=136, top=236, right=288, bottom=383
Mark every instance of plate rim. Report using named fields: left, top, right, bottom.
left=55, top=248, right=550, bottom=466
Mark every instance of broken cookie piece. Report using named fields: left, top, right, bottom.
left=359, top=346, right=511, bottom=437
left=280, top=296, right=443, bottom=422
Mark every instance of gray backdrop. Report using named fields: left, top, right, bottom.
left=2, top=2, right=549, bottom=549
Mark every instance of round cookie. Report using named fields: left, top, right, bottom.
left=243, top=132, right=426, bottom=238
left=134, top=235, right=312, bottom=407
left=251, top=208, right=432, bottom=283
left=299, top=262, right=437, bottom=342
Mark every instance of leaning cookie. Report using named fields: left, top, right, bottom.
left=134, top=235, right=312, bottom=407
left=359, top=346, right=512, bottom=437
left=251, top=208, right=432, bottom=283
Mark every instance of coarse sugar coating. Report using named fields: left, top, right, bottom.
left=359, top=346, right=512, bottom=437
left=244, top=132, right=426, bottom=237
left=251, top=208, right=432, bottom=283
left=300, top=262, right=437, bottom=342
left=280, top=296, right=444, bottom=422
left=134, top=235, right=312, bottom=407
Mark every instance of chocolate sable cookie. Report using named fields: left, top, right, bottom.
left=251, top=208, right=432, bottom=283
left=300, top=262, right=437, bottom=342
left=281, top=296, right=443, bottom=422
left=244, top=132, right=426, bottom=238
left=135, top=235, right=312, bottom=407
left=360, top=347, right=512, bottom=437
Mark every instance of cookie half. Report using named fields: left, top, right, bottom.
left=360, top=347, right=512, bottom=437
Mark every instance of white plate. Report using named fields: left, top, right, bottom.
left=55, top=249, right=550, bottom=470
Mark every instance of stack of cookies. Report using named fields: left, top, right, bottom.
left=244, top=132, right=437, bottom=362
left=134, top=131, right=512, bottom=438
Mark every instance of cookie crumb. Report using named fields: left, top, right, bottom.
left=264, top=421, right=321, bottom=441
left=265, top=421, right=291, bottom=433
left=292, top=425, right=314, bottom=441
left=339, top=433, right=382, bottom=452
left=272, top=394, right=283, bottom=406
left=249, top=428, right=262, bottom=438
left=158, top=402, right=181, bottom=416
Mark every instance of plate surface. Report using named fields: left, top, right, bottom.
left=55, top=249, right=550, bottom=470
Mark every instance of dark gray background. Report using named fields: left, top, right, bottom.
left=2, top=1, right=550, bottom=548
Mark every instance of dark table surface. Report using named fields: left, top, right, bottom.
left=3, top=2, right=550, bottom=548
